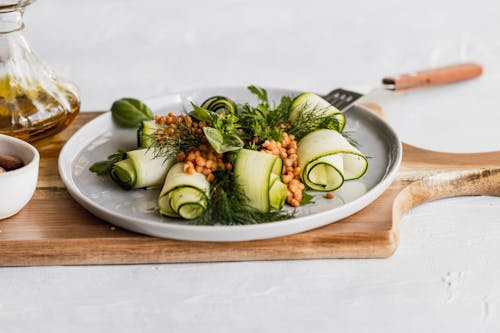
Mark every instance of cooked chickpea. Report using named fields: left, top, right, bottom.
left=186, top=152, right=196, bottom=162
left=176, top=151, right=186, bottom=162
left=205, top=159, right=214, bottom=169
left=166, top=127, right=175, bottom=136
left=195, top=156, right=206, bottom=167
left=282, top=174, right=292, bottom=184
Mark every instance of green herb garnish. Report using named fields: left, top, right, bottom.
left=193, top=170, right=294, bottom=225
left=301, top=190, right=315, bottom=205
left=89, top=150, right=126, bottom=176
left=191, top=103, right=244, bottom=153
left=147, top=121, right=205, bottom=161
left=287, top=103, right=342, bottom=141
left=111, top=98, right=153, bottom=127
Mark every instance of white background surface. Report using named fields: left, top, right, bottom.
left=1, top=0, right=500, bottom=331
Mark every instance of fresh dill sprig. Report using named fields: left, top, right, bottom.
left=238, top=87, right=351, bottom=147
left=287, top=102, right=342, bottom=141
left=147, top=120, right=204, bottom=161
left=192, top=170, right=294, bottom=225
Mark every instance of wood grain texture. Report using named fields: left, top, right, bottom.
left=0, top=110, right=499, bottom=266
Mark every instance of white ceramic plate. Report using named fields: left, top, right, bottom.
left=58, top=87, right=402, bottom=241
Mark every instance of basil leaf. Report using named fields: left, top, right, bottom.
left=111, top=98, right=153, bottom=127
left=203, top=127, right=243, bottom=153
left=221, top=133, right=244, bottom=152
left=190, top=103, right=216, bottom=123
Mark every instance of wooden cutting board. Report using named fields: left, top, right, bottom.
left=1, top=109, right=499, bottom=266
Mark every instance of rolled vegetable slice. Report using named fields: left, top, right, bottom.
left=110, top=148, right=174, bottom=190
left=297, top=129, right=368, bottom=191
left=234, top=149, right=287, bottom=212
left=200, top=96, right=236, bottom=115
left=137, top=120, right=160, bottom=148
left=158, top=163, right=210, bottom=220
left=290, top=92, right=346, bottom=132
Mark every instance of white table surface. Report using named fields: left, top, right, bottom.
left=2, top=0, right=500, bottom=331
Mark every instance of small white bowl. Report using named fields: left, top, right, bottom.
left=0, top=134, right=39, bottom=219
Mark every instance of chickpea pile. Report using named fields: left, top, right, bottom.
left=176, top=144, right=232, bottom=182
left=154, top=114, right=303, bottom=202
left=260, top=132, right=305, bottom=207
left=155, top=113, right=206, bottom=136
left=156, top=113, right=230, bottom=182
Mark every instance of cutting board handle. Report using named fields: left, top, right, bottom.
left=382, top=63, right=483, bottom=91
left=393, top=167, right=500, bottom=229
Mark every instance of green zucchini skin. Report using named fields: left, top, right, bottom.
left=110, top=148, right=174, bottom=190
left=110, top=159, right=136, bottom=190
left=158, top=163, right=211, bottom=220
left=297, top=129, right=368, bottom=191
left=200, top=96, right=237, bottom=115
left=290, top=92, right=346, bottom=132
left=137, top=120, right=159, bottom=148
left=234, top=149, right=287, bottom=213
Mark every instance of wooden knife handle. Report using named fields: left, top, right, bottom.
left=382, top=63, right=483, bottom=91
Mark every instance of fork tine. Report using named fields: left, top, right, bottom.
left=322, top=88, right=363, bottom=111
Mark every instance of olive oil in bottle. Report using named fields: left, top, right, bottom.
left=0, top=1, right=80, bottom=142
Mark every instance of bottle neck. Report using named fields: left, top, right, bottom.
left=0, top=9, right=24, bottom=34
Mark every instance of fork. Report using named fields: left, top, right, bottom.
left=322, top=63, right=483, bottom=111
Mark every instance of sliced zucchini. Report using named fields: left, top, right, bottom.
left=234, top=149, right=287, bottom=212
left=110, top=148, right=174, bottom=190
left=290, top=92, right=346, bottom=132
left=200, top=96, right=236, bottom=115
left=158, top=163, right=210, bottom=220
left=297, top=129, right=368, bottom=191
left=137, top=120, right=160, bottom=148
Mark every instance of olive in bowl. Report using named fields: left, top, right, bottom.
left=0, top=134, right=39, bottom=219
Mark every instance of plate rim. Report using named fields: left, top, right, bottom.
left=58, top=86, right=402, bottom=241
